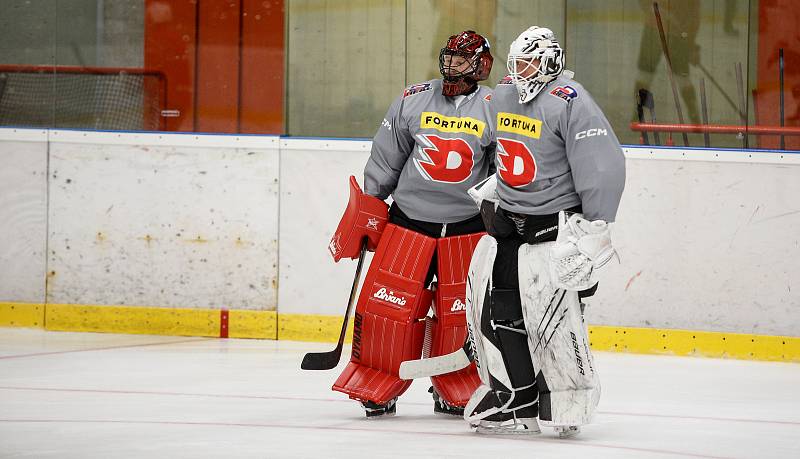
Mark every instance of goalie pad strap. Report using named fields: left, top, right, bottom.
left=332, top=224, right=435, bottom=404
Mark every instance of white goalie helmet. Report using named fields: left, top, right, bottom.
left=507, top=26, right=565, bottom=104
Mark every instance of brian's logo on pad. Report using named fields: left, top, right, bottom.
left=373, top=287, right=407, bottom=306
left=450, top=298, right=467, bottom=312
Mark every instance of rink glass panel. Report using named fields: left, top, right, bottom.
left=0, top=1, right=798, bottom=150
left=565, top=0, right=753, bottom=148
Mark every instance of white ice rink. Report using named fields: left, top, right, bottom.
left=0, top=328, right=798, bottom=459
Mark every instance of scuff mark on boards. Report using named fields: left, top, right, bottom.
left=625, top=270, right=643, bottom=291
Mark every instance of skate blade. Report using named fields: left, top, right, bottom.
left=475, top=422, right=541, bottom=435
left=555, top=426, right=580, bottom=438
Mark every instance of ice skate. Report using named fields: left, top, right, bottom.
left=473, top=407, right=540, bottom=435
left=361, top=398, right=397, bottom=418
left=554, top=425, right=580, bottom=438
left=430, top=387, right=464, bottom=416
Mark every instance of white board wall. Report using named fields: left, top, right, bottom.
left=277, top=139, right=373, bottom=317
left=595, top=156, right=800, bottom=335
left=0, top=129, right=48, bottom=303
left=1, top=130, right=798, bottom=336
left=1, top=130, right=281, bottom=310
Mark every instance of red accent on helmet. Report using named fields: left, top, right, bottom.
left=439, top=30, right=493, bottom=96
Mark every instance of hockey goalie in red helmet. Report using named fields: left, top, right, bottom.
left=439, top=30, right=493, bottom=96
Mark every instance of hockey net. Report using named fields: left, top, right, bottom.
left=0, top=65, right=166, bottom=131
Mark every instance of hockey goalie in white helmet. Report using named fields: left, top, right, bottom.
left=506, top=26, right=565, bottom=104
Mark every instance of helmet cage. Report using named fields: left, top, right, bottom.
left=506, top=29, right=564, bottom=103
left=439, top=49, right=481, bottom=79
left=438, top=30, right=493, bottom=96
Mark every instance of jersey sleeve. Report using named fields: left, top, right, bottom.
left=561, top=92, right=626, bottom=222
left=363, top=94, right=415, bottom=200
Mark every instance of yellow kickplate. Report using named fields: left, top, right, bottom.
left=2, top=301, right=797, bottom=363
left=229, top=309, right=278, bottom=339
left=589, top=325, right=800, bottom=363
left=45, top=303, right=220, bottom=337
left=278, top=312, right=354, bottom=343
left=0, top=302, right=45, bottom=328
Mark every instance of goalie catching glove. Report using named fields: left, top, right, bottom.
left=549, top=211, right=616, bottom=291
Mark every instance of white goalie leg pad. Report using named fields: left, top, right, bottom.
left=518, top=242, right=600, bottom=427
left=549, top=211, right=616, bottom=291
left=463, top=235, right=516, bottom=422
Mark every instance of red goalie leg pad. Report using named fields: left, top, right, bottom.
left=333, top=224, right=436, bottom=405
left=429, top=232, right=485, bottom=407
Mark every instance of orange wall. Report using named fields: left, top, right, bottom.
left=756, top=0, right=800, bottom=150
left=144, top=0, right=284, bottom=134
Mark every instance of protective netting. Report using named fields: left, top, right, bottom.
left=0, top=66, right=165, bottom=131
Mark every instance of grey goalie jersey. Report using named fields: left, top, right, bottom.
left=491, top=75, right=626, bottom=222
left=364, top=79, right=496, bottom=223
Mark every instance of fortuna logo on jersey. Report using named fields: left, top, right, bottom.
left=450, top=298, right=467, bottom=312
left=373, top=287, right=408, bottom=306
left=413, top=134, right=475, bottom=183
left=420, top=112, right=486, bottom=137
left=496, top=113, right=542, bottom=139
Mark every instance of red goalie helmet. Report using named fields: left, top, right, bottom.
left=439, top=30, right=493, bottom=96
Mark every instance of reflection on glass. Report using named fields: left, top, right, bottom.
left=0, top=0, right=797, bottom=149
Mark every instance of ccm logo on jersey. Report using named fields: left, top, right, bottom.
left=450, top=298, right=467, bottom=312
left=497, top=113, right=542, bottom=139
left=381, top=118, right=392, bottom=131
left=420, top=112, right=486, bottom=137
left=575, top=128, right=608, bottom=140
left=373, top=287, right=408, bottom=306
left=550, top=85, right=578, bottom=102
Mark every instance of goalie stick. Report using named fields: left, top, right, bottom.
left=399, top=338, right=474, bottom=379
left=301, top=239, right=368, bottom=370
left=399, top=286, right=570, bottom=379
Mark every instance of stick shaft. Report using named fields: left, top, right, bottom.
left=653, top=2, right=690, bottom=146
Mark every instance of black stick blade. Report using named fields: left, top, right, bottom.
left=301, top=344, right=343, bottom=370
